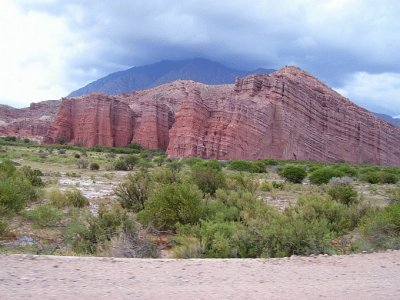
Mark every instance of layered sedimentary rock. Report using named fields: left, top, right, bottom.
left=0, top=100, right=60, bottom=139
left=43, top=67, right=400, bottom=165
left=45, top=94, right=134, bottom=147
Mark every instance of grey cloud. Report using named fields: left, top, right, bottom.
left=14, top=0, right=400, bottom=114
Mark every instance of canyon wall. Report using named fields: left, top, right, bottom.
left=10, top=67, right=400, bottom=166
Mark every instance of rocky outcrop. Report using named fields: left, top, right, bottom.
left=45, top=94, right=134, bottom=147
left=0, top=100, right=60, bottom=139
left=39, top=67, right=400, bottom=166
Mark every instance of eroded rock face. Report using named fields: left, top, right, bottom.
left=0, top=100, right=60, bottom=139
left=42, top=67, right=400, bottom=165
left=45, top=94, right=134, bottom=147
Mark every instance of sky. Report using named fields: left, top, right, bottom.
left=0, top=0, right=399, bottom=116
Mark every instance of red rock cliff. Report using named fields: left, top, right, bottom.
left=44, top=67, right=400, bottom=166
left=45, top=94, right=134, bottom=147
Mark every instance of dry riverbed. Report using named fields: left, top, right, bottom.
left=0, top=251, right=399, bottom=299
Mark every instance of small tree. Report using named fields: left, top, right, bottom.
left=114, top=171, right=151, bottom=212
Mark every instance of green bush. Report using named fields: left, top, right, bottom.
left=90, top=162, right=100, bottom=170
left=64, top=189, right=89, bottom=208
left=327, top=184, right=358, bottom=206
left=389, top=186, right=400, bottom=204
left=20, top=166, right=44, bottom=187
left=279, top=165, right=307, bottom=183
left=47, top=188, right=68, bottom=208
left=226, top=174, right=259, bottom=193
left=228, top=160, right=262, bottom=173
left=193, top=159, right=222, bottom=171
left=138, top=183, right=203, bottom=230
left=359, top=204, right=400, bottom=250
left=334, top=164, right=358, bottom=177
left=309, top=167, right=345, bottom=185
left=289, top=195, right=353, bottom=234
left=0, top=173, right=37, bottom=212
left=114, top=171, right=151, bottom=212
left=23, top=204, right=63, bottom=228
left=66, top=205, right=125, bottom=254
left=360, top=171, right=399, bottom=184
left=151, top=168, right=181, bottom=184
left=191, top=165, right=226, bottom=195
left=114, top=155, right=139, bottom=171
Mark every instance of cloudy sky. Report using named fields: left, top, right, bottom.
left=0, top=0, right=399, bottom=116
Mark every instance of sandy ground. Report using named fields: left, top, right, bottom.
left=1, top=251, right=399, bottom=299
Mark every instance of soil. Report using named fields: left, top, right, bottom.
left=0, top=250, right=399, bottom=299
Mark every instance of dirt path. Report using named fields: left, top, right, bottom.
left=0, top=251, right=399, bottom=299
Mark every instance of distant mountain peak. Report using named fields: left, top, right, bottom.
left=67, top=58, right=274, bottom=97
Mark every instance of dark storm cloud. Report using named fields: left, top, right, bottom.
left=13, top=0, right=400, bottom=114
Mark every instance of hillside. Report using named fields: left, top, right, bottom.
left=67, top=58, right=274, bottom=97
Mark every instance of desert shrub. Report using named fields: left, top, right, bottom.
left=0, top=168, right=37, bottom=212
left=126, top=142, right=143, bottom=151
left=182, top=157, right=203, bottom=167
left=259, top=181, right=272, bottom=192
left=64, top=189, right=89, bottom=208
left=90, top=162, right=100, bottom=170
left=288, top=195, right=352, bottom=234
left=358, top=204, right=400, bottom=250
left=0, top=159, right=16, bottom=177
left=114, top=171, right=151, bottom=212
left=197, top=221, right=243, bottom=258
left=191, top=165, right=226, bottom=195
left=279, top=165, right=307, bottom=183
left=105, top=152, right=116, bottom=158
left=111, top=218, right=159, bottom=258
left=389, top=186, right=400, bottom=204
left=114, top=155, right=139, bottom=171
left=327, top=182, right=358, bottom=206
left=262, top=159, right=279, bottom=166
left=114, top=159, right=128, bottom=171
left=228, top=160, right=262, bottom=173
left=172, top=236, right=203, bottom=258
left=152, top=156, right=165, bottom=167
left=4, top=136, right=17, bottom=142
left=138, top=183, right=203, bottom=230
left=66, top=205, right=125, bottom=254
left=0, top=205, right=11, bottom=236
left=225, top=173, right=259, bottom=193
left=260, top=217, right=334, bottom=257
left=309, top=167, right=345, bottom=185
left=74, top=153, right=81, bottom=159
left=47, top=188, right=68, bottom=208
left=193, top=159, right=222, bottom=171
left=20, top=166, right=44, bottom=187
left=23, top=204, right=63, bottom=228
left=166, top=160, right=183, bottom=172
left=77, top=159, right=88, bottom=169
left=23, top=138, right=30, bottom=143
left=152, top=168, right=181, bottom=184
left=58, top=148, right=66, bottom=155
left=360, top=171, right=399, bottom=184
left=272, top=181, right=285, bottom=189
left=333, top=164, right=358, bottom=177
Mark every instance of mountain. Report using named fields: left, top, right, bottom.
left=44, top=66, right=400, bottom=166
left=374, top=113, right=400, bottom=127
left=67, top=58, right=274, bottom=97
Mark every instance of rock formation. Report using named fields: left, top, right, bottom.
left=44, top=94, right=134, bottom=147
left=0, top=100, right=60, bottom=139
left=4, top=66, right=400, bottom=166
